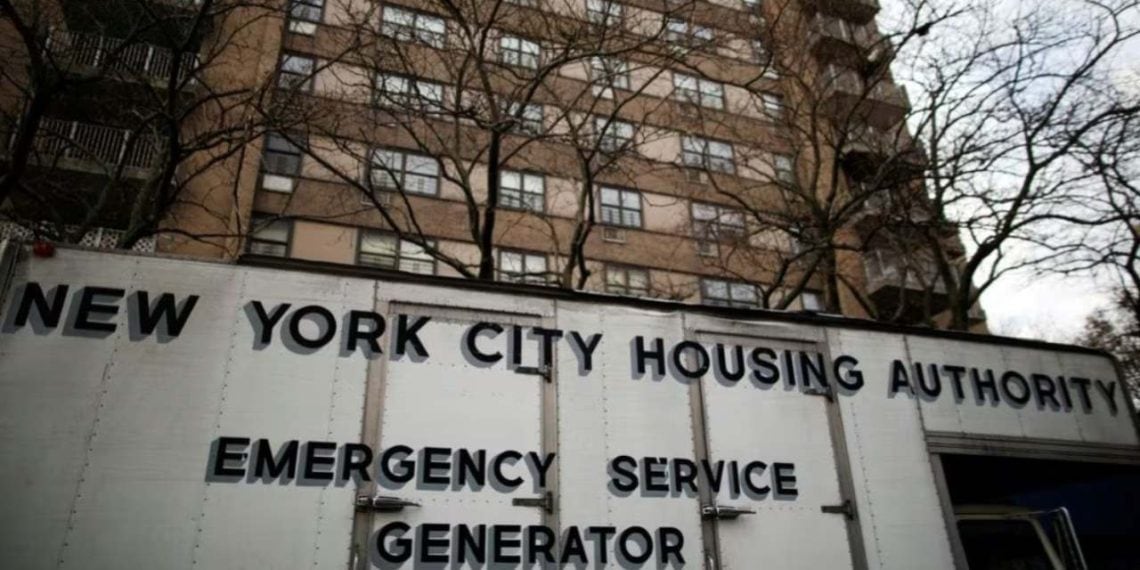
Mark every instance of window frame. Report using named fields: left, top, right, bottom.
left=277, top=53, right=315, bottom=92
left=595, top=116, right=635, bottom=152
left=287, top=0, right=324, bottom=34
left=691, top=201, right=747, bottom=242
left=665, top=18, right=715, bottom=45
left=503, top=100, right=545, bottom=134
left=589, top=56, right=630, bottom=98
left=701, top=278, right=760, bottom=308
left=586, top=0, right=624, bottom=27
left=367, top=147, right=442, bottom=196
left=598, top=185, right=643, bottom=228
left=498, top=249, right=549, bottom=284
left=381, top=5, right=446, bottom=48
left=260, top=133, right=304, bottom=193
left=247, top=214, right=293, bottom=257
left=673, top=72, right=725, bottom=109
left=499, top=170, right=546, bottom=212
left=761, top=92, right=785, bottom=120
left=681, top=135, right=735, bottom=173
left=356, top=229, right=438, bottom=274
left=499, top=35, right=541, bottom=69
left=605, top=264, right=650, bottom=297
left=774, top=153, right=796, bottom=184
left=374, top=72, right=445, bottom=111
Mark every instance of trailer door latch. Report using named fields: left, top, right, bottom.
left=355, top=495, right=420, bottom=512
left=821, top=500, right=856, bottom=520
left=514, top=365, right=552, bottom=382
left=512, top=492, right=554, bottom=513
left=701, top=504, right=756, bottom=520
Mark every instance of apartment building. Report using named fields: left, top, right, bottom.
left=0, top=0, right=984, bottom=328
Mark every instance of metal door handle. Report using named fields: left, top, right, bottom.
left=512, top=492, right=554, bottom=513
left=355, top=494, right=420, bottom=512
left=701, top=504, right=755, bottom=519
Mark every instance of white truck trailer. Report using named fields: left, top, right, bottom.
left=0, top=242, right=1137, bottom=569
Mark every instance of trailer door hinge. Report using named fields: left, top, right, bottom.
left=701, top=504, right=756, bottom=520
left=512, top=492, right=554, bottom=513
left=514, top=364, right=551, bottom=382
left=821, top=499, right=856, bottom=520
left=355, top=494, right=420, bottom=512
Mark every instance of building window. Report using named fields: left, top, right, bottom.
left=261, top=133, right=304, bottom=193
left=499, top=250, right=548, bottom=284
left=503, top=101, right=544, bottom=134
left=500, top=35, right=540, bottom=69
left=369, top=148, right=440, bottom=195
left=682, top=136, right=734, bottom=173
left=589, top=57, right=629, bottom=98
left=587, top=0, right=623, bottom=26
left=606, top=265, right=649, bottom=296
left=375, top=73, right=444, bottom=111
left=599, top=186, right=642, bottom=227
left=692, top=202, right=746, bottom=242
left=381, top=6, right=446, bottom=48
left=500, top=170, right=545, bottom=212
left=665, top=18, right=714, bottom=45
left=287, top=0, right=323, bottom=34
left=774, top=154, right=795, bottom=183
left=595, top=117, right=635, bottom=152
left=799, top=291, right=823, bottom=311
left=247, top=214, right=292, bottom=257
left=506, top=0, right=538, bottom=5
left=673, top=73, right=724, bottom=109
left=277, top=54, right=315, bottom=91
left=357, top=230, right=436, bottom=274
left=751, top=40, right=778, bottom=77
left=702, top=279, right=759, bottom=308
left=762, top=93, right=784, bottom=120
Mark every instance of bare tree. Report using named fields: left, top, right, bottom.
left=0, top=0, right=282, bottom=253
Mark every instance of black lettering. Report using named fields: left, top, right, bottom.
left=1070, top=377, right=1093, bottom=411
left=341, top=443, right=373, bottom=482
left=1096, top=380, right=1119, bottom=414
left=455, top=524, right=486, bottom=564
left=11, top=282, right=68, bottom=328
left=971, top=368, right=999, bottom=404
left=586, top=526, right=615, bottom=564
left=249, top=301, right=290, bottom=345
left=658, top=527, right=685, bottom=565
left=526, top=525, right=555, bottom=564
left=346, top=311, right=385, bottom=354
left=456, top=449, right=486, bottom=488
left=254, top=439, right=299, bottom=479
left=944, top=365, right=967, bottom=400
left=701, top=460, right=725, bottom=492
left=212, top=436, right=250, bottom=477
left=420, top=523, right=450, bottom=563
left=715, top=344, right=745, bottom=382
left=773, top=462, right=797, bottom=497
left=532, top=327, right=563, bottom=367
left=73, top=286, right=124, bottom=332
left=381, top=445, right=415, bottom=484
left=492, top=525, right=522, bottom=564
left=800, top=352, right=827, bottom=388
left=466, top=322, right=503, bottom=364
left=1000, top=371, right=1031, bottom=406
left=568, top=331, right=603, bottom=372
left=833, top=355, right=864, bottom=391
left=750, top=347, right=780, bottom=384
left=395, top=314, right=430, bottom=358
left=889, top=359, right=912, bottom=395
left=132, top=291, right=200, bottom=337
left=610, top=455, right=638, bottom=493
left=529, top=452, right=556, bottom=489
left=742, top=461, right=770, bottom=495
left=643, top=457, right=669, bottom=492
left=492, top=451, right=523, bottom=489
left=673, top=458, right=698, bottom=494
left=303, top=441, right=336, bottom=480
left=634, top=336, right=666, bottom=376
left=617, top=526, right=652, bottom=564
left=288, top=305, right=337, bottom=349
left=376, top=522, right=412, bottom=564
left=560, top=527, right=587, bottom=564
left=1031, top=374, right=1061, bottom=410
left=422, top=447, right=451, bottom=485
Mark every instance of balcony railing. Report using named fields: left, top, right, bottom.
left=24, top=118, right=162, bottom=176
left=0, top=222, right=156, bottom=252
left=804, top=0, right=881, bottom=25
left=824, top=66, right=910, bottom=128
left=47, top=30, right=200, bottom=85
left=812, top=15, right=876, bottom=51
left=864, top=250, right=947, bottom=295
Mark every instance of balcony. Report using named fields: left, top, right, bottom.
left=841, top=123, right=926, bottom=179
left=802, top=0, right=880, bottom=25
left=19, top=118, right=162, bottom=178
left=811, top=15, right=878, bottom=66
left=0, top=221, right=156, bottom=252
left=824, top=66, right=910, bottom=129
left=863, top=248, right=952, bottom=321
left=47, top=30, right=200, bottom=87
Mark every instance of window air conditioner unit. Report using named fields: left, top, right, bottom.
left=364, top=190, right=394, bottom=206
left=602, top=227, right=627, bottom=243
left=697, top=240, right=716, bottom=256
left=686, top=169, right=709, bottom=184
